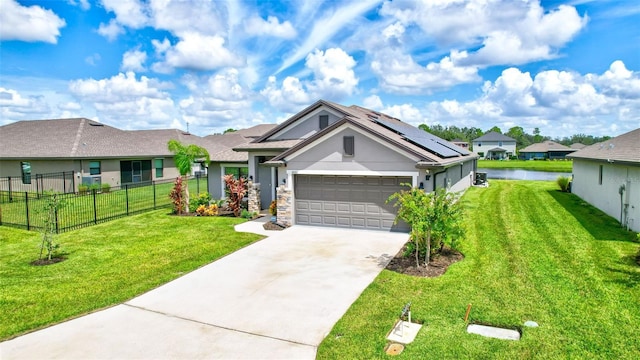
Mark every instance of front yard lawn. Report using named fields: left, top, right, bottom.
left=0, top=210, right=262, bottom=340
left=318, top=180, right=639, bottom=359
left=478, top=159, right=572, bottom=172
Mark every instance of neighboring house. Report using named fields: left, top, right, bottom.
left=471, top=132, right=517, bottom=160
left=451, top=138, right=470, bottom=149
left=228, top=99, right=477, bottom=231
left=0, top=118, right=215, bottom=193
left=570, top=143, right=587, bottom=150
left=206, top=124, right=277, bottom=200
left=567, top=128, right=640, bottom=232
left=519, top=141, right=577, bottom=160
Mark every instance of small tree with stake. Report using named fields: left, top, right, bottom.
left=388, top=186, right=465, bottom=267
left=38, top=192, right=65, bottom=262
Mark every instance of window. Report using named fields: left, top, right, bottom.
left=20, top=161, right=31, bottom=184
left=154, top=158, right=164, bottom=178
left=343, top=136, right=355, bottom=156
left=499, top=141, right=503, bottom=146
left=319, top=115, right=329, bottom=129
left=225, top=166, right=249, bottom=179
left=89, top=161, right=101, bottom=175
left=598, top=165, right=603, bottom=185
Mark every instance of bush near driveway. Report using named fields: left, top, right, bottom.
left=318, top=181, right=639, bottom=360
left=0, top=210, right=262, bottom=340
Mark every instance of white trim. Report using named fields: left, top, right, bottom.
left=286, top=170, right=419, bottom=226
left=284, top=123, right=420, bottom=162
left=269, top=106, right=346, bottom=140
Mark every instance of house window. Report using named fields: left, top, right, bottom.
left=89, top=161, right=101, bottom=175
left=20, top=161, right=31, bottom=184
left=154, top=158, right=164, bottom=178
left=499, top=141, right=503, bottom=146
left=225, top=166, right=249, bottom=179
left=598, top=165, right=603, bottom=185
left=343, top=136, right=355, bottom=156
left=319, top=115, right=329, bottom=130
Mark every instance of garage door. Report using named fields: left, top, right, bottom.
left=294, top=175, right=411, bottom=231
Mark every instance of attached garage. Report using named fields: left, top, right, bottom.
left=294, top=175, right=411, bottom=231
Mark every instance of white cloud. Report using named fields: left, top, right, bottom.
left=68, top=0, right=90, bottom=10
left=155, top=33, right=244, bottom=72
left=149, top=0, right=225, bottom=36
left=97, top=19, right=124, bottom=41
left=381, top=0, right=587, bottom=67
left=371, top=50, right=480, bottom=94
left=363, top=95, right=383, bottom=110
left=85, top=53, right=101, bottom=66
left=57, top=101, right=82, bottom=111
left=380, top=103, right=426, bottom=125
left=68, top=72, right=176, bottom=127
left=262, top=48, right=358, bottom=112
left=0, top=87, right=51, bottom=121
left=121, top=49, right=147, bottom=72
left=0, top=0, right=66, bottom=43
left=100, top=0, right=148, bottom=29
left=244, top=15, right=296, bottom=39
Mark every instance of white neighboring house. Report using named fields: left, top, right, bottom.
left=471, top=132, right=517, bottom=160
left=567, top=128, right=640, bottom=232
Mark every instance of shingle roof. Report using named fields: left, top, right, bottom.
left=473, top=131, right=516, bottom=142
left=570, top=143, right=587, bottom=149
left=520, top=141, right=574, bottom=153
left=0, top=118, right=217, bottom=159
left=262, top=100, right=477, bottom=167
left=567, top=128, right=640, bottom=164
left=206, top=124, right=278, bottom=162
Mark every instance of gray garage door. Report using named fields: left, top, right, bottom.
left=294, top=175, right=411, bottom=231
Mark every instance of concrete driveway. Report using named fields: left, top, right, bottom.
left=1, top=219, right=408, bottom=359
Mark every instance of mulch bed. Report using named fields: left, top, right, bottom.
left=386, top=244, right=464, bottom=278
left=30, top=257, right=66, bottom=266
left=263, top=221, right=287, bottom=231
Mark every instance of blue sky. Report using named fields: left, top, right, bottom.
left=1, top=0, right=638, bottom=138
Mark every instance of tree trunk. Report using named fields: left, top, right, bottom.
left=425, top=229, right=431, bottom=267
left=415, top=235, right=420, bottom=268
left=183, top=175, right=190, bottom=213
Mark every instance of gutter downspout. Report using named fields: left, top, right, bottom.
left=433, top=168, right=447, bottom=192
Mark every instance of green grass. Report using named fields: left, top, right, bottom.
left=478, top=159, right=572, bottom=172
left=0, top=210, right=261, bottom=340
left=0, top=177, right=207, bottom=232
left=318, top=181, right=639, bottom=359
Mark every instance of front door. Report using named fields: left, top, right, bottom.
left=257, top=164, right=274, bottom=210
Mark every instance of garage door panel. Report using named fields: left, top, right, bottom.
left=294, top=175, right=410, bottom=231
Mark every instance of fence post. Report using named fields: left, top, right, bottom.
left=153, top=181, right=157, bottom=209
left=8, top=177, right=12, bottom=202
left=125, top=184, right=130, bottom=216
left=55, top=206, right=59, bottom=234
left=25, top=192, right=30, bottom=231
left=63, top=172, right=66, bottom=194
left=196, top=174, right=200, bottom=195
left=93, top=189, right=98, bottom=225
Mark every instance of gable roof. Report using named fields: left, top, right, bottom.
left=0, top=118, right=217, bottom=159
left=567, top=128, right=640, bottom=164
left=255, top=100, right=476, bottom=167
left=520, top=141, right=574, bottom=153
left=473, top=131, right=516, bottom=142
left=206, top=124, right=279, bottom=162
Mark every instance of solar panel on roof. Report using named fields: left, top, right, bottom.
left=373, top=117, right=467, bottom=158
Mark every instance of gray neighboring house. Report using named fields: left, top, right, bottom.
left=519, top=141, right=577, bottom=160
left=567, top=128, right=640, bottom=232
left=0, top=118, right=215, bottom=193
left=206, top=124, right=277, bottom=200
left=229, top=99, right=477, bottom=231
left=471, top=132, right=517, bottom=160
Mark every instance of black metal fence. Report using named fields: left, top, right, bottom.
left=0, top=175, right=208, bottom=233
left=0, top=171, right=75, bottom=200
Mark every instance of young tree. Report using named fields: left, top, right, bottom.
left=167, top=140, right=210, bottom=213
left=39, top=192, right=65, bottom=261
left=388, top=187, right=465, bottom=267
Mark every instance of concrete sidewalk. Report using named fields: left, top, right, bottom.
left=1, top=219, right=407, bottom=359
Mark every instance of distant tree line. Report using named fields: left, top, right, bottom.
left=419, top=124, right=611, bottom=150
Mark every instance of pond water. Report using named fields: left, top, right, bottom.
left=478, top=168, right=571, bottom=181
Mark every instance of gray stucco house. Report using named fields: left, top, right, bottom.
left=519, top=141, right=577, bottom=160
left=216, top=100, right=477, bottom=231
left=471, top=132, right=517, bottom=159
left=567, top=128, right=640, bottom=232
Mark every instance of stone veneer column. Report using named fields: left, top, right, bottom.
left=276, top=184, right=292, bottom=227
left=247, top=181, right=261, bottom=214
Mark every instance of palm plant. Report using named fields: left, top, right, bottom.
left=167, top=139, right=210, bottom=213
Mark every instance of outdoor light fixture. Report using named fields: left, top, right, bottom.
left=249, top=175, right=253, bottom=181
left=419, top=182, right=424, bottom=189
left=425, top=174, right=431, bottom=181
left=282, top=178, right=286, bottom=184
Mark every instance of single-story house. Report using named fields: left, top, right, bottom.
left=567, top=128, right=640, bottom=232
left=519, top=141, right=577, bottom=160
left=0, top=118, right=215, bottom=193
left=206, top=124, right=277, bottom=201
left=471, top=132, right=517, bottom=160
left=570, top=143, right=587, bottom=150
left=225, top=99, right=477, bottom=231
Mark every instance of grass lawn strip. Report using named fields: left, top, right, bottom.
left=478, top=160, right=572, bottom=172
left=317, top=180, right=639, bottom=359
left=0, top=210, right=262, bottom=340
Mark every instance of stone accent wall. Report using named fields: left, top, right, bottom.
left=276, top=184, right=292, bottom=227
left=247, top=181, right=261, bottom=214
